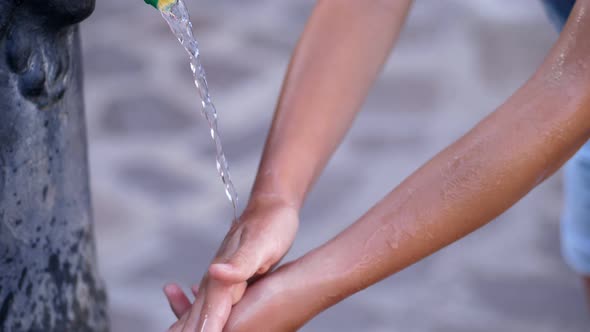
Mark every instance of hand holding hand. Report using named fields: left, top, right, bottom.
left=165, top=196, right=299, bottom=332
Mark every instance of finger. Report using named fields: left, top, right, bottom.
left=209, top=242, right=265, bottom=283
left=198, top=284, right=233, bottom=332
left=231, top=282, right=247, bottom=305
left=164, top=283, right=192, bottom=319
left=167, top=318, right=182, bottom=332
left=191, top=284, right=200, bottom=298
left=167, top=321, right=179, bottom=332
left=183, top=280, right=233, bottom=332
left=178, top=282, right=206, bottom=331
left=168, top=310, right=190, bottom=332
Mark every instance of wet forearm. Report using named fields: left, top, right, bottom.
left=250, top=0, right=413, bottom=209
left=296, top=78, right=590, bottom=309
left=272, top=1, right=590, bottom=325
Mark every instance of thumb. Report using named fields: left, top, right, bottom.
left=209, top=242, right=266, bottom=283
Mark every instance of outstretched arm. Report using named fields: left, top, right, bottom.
left=165, top=0, right=414, bottom=331
left=251, top=0, right=414, bottom=209
left=224, top=1, right=590, bottom=331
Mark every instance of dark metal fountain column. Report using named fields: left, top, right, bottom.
left=0, top=1, right=109, bottom=331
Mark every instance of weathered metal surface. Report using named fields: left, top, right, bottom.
left=0, top=1, right=108, bottom=331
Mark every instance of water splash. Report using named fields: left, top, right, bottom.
left=160, top=0, right=239, bottom=221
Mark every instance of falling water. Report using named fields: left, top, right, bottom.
left=160, top=0, right=239, bottom=221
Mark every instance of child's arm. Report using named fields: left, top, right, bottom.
left=250, top=0, right=414, bottom=209
left=165, top=1, right=415, bottom=331
left=224, top=1, right=590, bottom=331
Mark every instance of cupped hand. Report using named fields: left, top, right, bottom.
left=165, top=196, right=299, bottom=332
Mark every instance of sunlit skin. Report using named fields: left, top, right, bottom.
left=165, top=0, right=590, bottom=331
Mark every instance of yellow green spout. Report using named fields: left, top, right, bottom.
left=144, top=0, right=177, bottom=11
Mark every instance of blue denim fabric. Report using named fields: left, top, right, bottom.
left=541, top=0, right=576, bottom=30
left=563, top=153, right=590, bottom=275
left=541, top=0, right=590, bottom=275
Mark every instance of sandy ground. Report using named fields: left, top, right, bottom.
left=80, top=0, right=589, bottom=331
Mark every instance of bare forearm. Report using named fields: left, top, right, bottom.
left=250, top=0, right=413, bottom=209
left=301, top=78, right=590, bottom=303
left=274, top=0, right=590, bottom=324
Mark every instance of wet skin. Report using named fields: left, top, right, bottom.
left=167, top=0, right=590, bottom=331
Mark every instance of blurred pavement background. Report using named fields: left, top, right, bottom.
left=81, top=0, right=590, bottom=331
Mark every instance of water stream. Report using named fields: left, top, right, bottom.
left=160, top=0, right=239, bottom=222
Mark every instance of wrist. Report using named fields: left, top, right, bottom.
left=258, top=259, right=325, bottom=329
left=240, top=190, right=301, bottom=231
left=249, top=171, right=303, bottom=211
left=267, top=250, right=354, bottom=325
left=279, top=229, right=372, bottom=312
left=225, top=259, right=314, bottom=331
left=246, top=191, right=299, bottom=213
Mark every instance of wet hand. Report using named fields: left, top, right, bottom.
left=222, top=262, right=302, bottom=332
left=164, top=196, right=299, bottom=332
